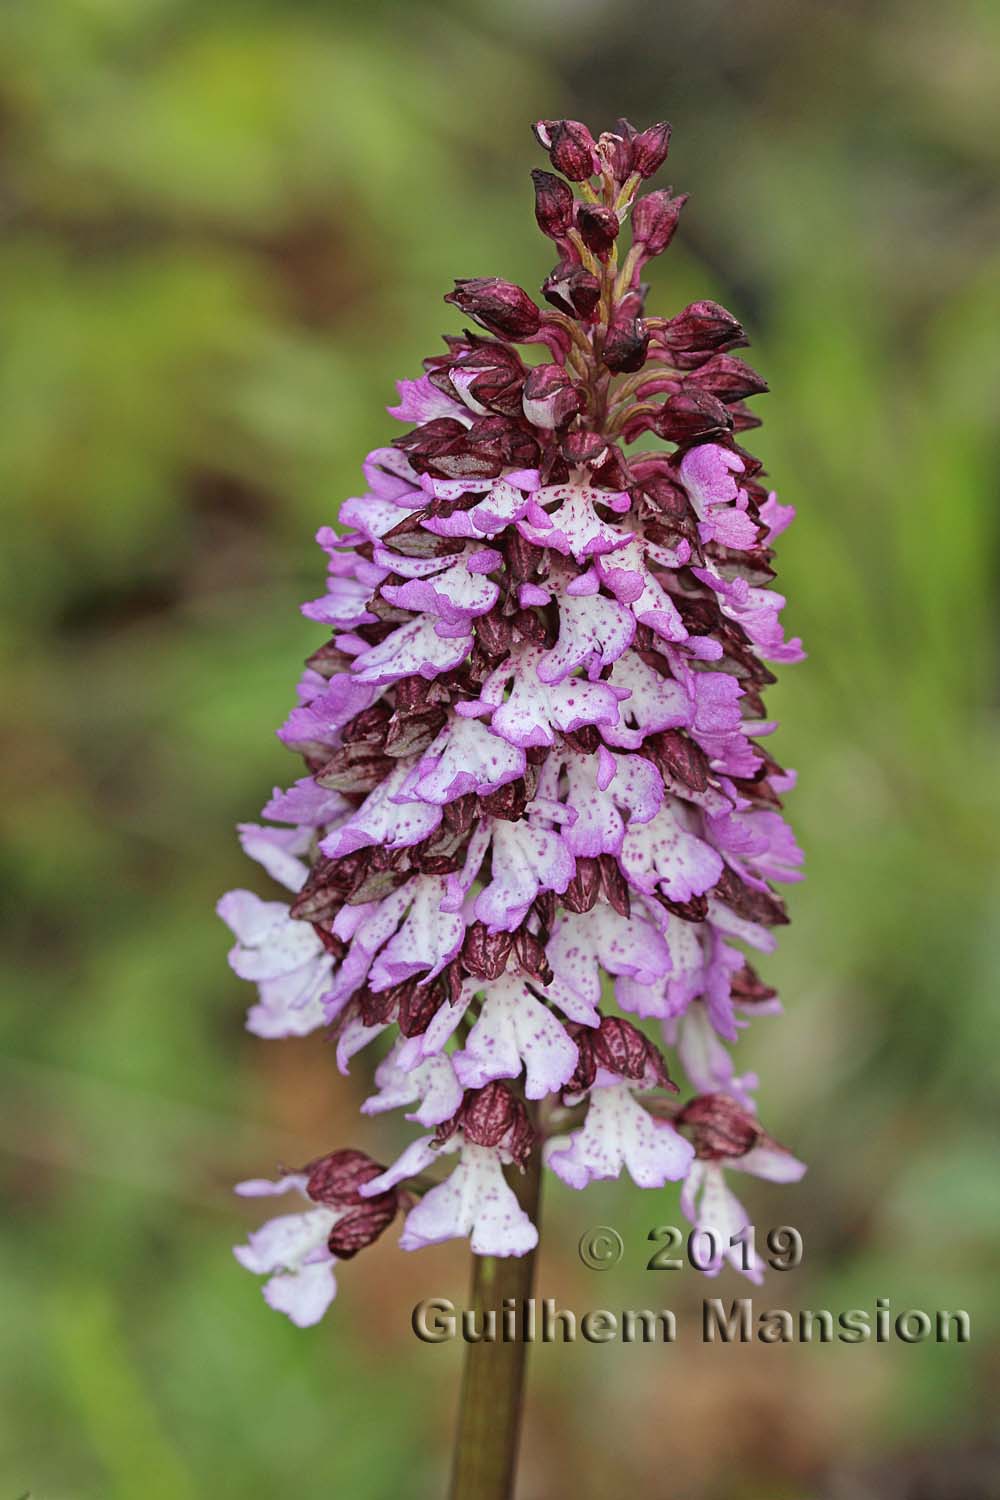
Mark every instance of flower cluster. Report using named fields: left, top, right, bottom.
left=222, top=115, right=805, bottom=1326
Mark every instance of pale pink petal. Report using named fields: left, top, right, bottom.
left=547, top=1084, right=693, bottom=1189
left=262, top=1260, right=338, bottom=1326
left=320, top=764, right=442, bottom=857
left=237, top=824, right=313, bottom=893
left=398, top=1144, right=538, bottom=1256
left=537, top=590, right=635, bottom=684
left=475, top=821, right=575, bottom=931
left=453, top=975, right=578, bottom=1099
left=619, top=799, right=723, bottom=902
left=367, top=877, right=464, bottom=987
left=403, top=716, right=525, bottom=804
left=351, top=616, right=474, bottom=686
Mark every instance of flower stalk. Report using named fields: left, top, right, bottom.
left=449, top=1144, right=542, bottom=1500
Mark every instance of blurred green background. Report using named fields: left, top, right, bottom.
left=2, top=1, right=998, bottom=1496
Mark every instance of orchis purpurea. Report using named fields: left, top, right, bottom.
left=223, top=114, right=805, bottom=1331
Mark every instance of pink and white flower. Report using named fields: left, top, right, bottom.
left=233, top=1175, right=339, bottom=1327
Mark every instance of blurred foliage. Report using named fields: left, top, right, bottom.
left=1, top=1, right=999, bottom=1497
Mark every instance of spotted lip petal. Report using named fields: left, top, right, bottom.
left=217, top=891, right=331, bottom=1039
left=536, top=586, right=636, bottom=684
left=401, top=715, right=526, bottom=804
left=380, top=555, right=500, bottom=623
left=515, top=480, right=634, bottom=560
left=458, top=642, right=628, bottom=749
left=474, top=819, right=576, bottom=932
left=452, top=974, right=580, bottom=1099
left=362, top=1044, right=464, bottom=1127
left=547, top=1083, right=694, bottom=1189
left=366, top=876, right=465, bottom=987
left=319, top=763, right=443, bottom=858
left=232, top=1175, right=341, bottom=1326
left=398, top=1143, right=539, bottom=1256
left=350, top=615, right=475, bottom=686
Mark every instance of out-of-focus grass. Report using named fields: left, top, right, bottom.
left=2, top=2, right=998, bottom=1497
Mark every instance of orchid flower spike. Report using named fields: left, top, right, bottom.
left=222, top=114, right=805, bottom=1322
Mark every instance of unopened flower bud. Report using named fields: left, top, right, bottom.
left=602, top=315, right=650, bottom=374
left=631, top=190, right=687, bottom=256
left=533, top=118, right=597, bottom=181
left=541, top=261, right=601, bottom=320
left=531, top=169, right=576, bottom=240
left=653, top=389, right=733, bottom=443
left=522, top=363, right=583, bottom=429
left=445, top=278, right=542, bottom=340
left=439, top=339, right=527, bottom=418
left=630, top=122, right=672, bottom=178
left=656, top=299, right=746, bottom=354
left=685, top=353, right=769, bottom=403
left=728, top=400, right=763, bottom=433
left=462, top=413, right=540, bottom=473
left=576, top=202, right=620, bottom=260
left=392, top=416, right=469, bottom=473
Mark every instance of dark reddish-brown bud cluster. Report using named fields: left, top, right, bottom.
left=435, top=1081, right=535, bottom=1166
left=576, top=202, right=621, bottom=260
left=651, top=300, right=748, bottom=364
left=565, top=1015, right=676, bottom=1097
left=399, top=112, right=770, bottom=501
left=675, top=1095, right=764, bottom=1161
left=305, top=1149, right=399, bottom=1258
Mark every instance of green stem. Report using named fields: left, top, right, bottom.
left=447, top=1147, right=542, bottom=1500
